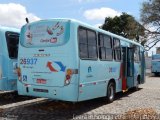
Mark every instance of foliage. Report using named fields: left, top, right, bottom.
left=101, top=13, right=145, bottom=44
left=141, top=0, right=160, bottom=51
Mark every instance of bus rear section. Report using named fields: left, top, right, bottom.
left=17, top=19, right=79, bottom=101
left=151, top=54, right=160, bottom=76
left=0, top=27, right=19, bottom=91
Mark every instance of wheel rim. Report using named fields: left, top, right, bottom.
left=109, top=85, right=114, bottom=100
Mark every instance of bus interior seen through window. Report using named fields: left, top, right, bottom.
left=5, top=32, right=19, bottom=59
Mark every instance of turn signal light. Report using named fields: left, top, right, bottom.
left=64, top=69, right=78, bottom=86
left=67, top=69, right=72, bottom=75
left=17, top=67, right=22, bottom=81
left=64, top=69, right=73, bottom=86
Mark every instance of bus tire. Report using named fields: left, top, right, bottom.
left=106, top=82, right=115, bottom=103
left=155, top=72, right=159, bottom=76
left=135, top=75, right=140, bottom=91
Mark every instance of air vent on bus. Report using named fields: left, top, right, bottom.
left=39, top=49, right=44, bottom=52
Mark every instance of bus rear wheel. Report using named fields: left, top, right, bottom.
left=106, top=82, right=115, bottom=103
left=134, top=76, right=140, bottom=91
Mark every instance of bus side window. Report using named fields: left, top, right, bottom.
left=78, top=27, right=97, bottom=60
left=79, top=28, right=88, bottom=58
left=98, top=33, right=112, bottom=61
left=87, top=30, right=97, bottom=59
left=134, top=46, right=140, bottom=62
left=98, top=34, right=105, bottom=60
left=113, top=38, right=121, bottom=61
left=5, top=32, right=19, bottom=59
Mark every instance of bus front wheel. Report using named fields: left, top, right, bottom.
left=134, top=75, right=140, bottom=91
left=106, top=82, right=115, bottom=103
left=154, top=72, right=159, bottom=76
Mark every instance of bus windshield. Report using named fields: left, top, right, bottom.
left=20, top=20, right=70, bottom=47
left=5, top=32, right=19, bottom=59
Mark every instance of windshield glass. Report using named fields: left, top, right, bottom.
left=20, top=20, right=70, bottom=47
left=5, top=32, right=19, bottom=59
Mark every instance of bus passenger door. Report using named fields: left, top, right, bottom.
left=122, top=47, right=134, bottom=91
left=127, top=48, right=134, bottom=88
left=122, top=47, right=127, bottom=91
left=140, top=51, right=145, bottom=83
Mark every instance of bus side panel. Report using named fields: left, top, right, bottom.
left=0, top=33, right=8, bottom=90
left=0, top=31, right=2, bottom=82
left=151, top=61, right=160, bottom=73
left=7, top=59, right=17, bottom=90
left=0, top=55, right=9, bottom=90
left=0, top=30, right=19, bottom=91
left=134, top=63, right=140, bottom=86
left=78, top=60, right=121, bottom=101
left=140, top=50, right=145, bottom=84
left=78, top=60, right=106, bottom=101
left=0, top=55, right=3, bottom=89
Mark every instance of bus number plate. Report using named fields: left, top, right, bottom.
left=36, top=79, right=46, bottom=84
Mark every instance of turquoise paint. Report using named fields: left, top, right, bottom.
left=151, top=54, right=160, bottom=74
left=17, top=19, right=145, bottom=102
left=0, top=26, right=19, bottom=91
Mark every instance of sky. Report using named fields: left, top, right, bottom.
left=0, top=0, right=146, bottom=28
left=0, top=0, right=157, bottom=55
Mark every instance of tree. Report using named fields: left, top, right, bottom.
left=101, top=13, right=145, bottom=44
left=140, top=0, right=160, bottom=51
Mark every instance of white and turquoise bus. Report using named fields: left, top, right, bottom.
left=17, top=19, right=145, bottom=102
left=151, top=54, right=160, bottom=76
left=0, top=26, right=19, bottom=91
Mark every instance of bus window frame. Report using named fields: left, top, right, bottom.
left=133, top=45, right=140, bottom=63
left=113, top=38, right=122, bottom=62
left=78, top=26, right=98, bottom=61
left=98, top=33, right=113, bottom=61
left=5, top=31, right=19, bottom=59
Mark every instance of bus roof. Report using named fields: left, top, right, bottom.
left=22, top=18, right=143, bottom=48
left=0, top=26, right=20, bottom=33
left=72, top=19, right=143, bottom=48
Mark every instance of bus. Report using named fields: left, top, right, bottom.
left=0, top=26, right=19, bottom=91
left=151, top=54, right=160, bottom=76
left=17, top=19, right=145, bottom=102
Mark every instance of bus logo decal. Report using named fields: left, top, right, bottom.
left=52, top=22, right=60, bottom=30
left=50, top=38, right=57, bottom=43
left=47, top=26, right=53, bottom=35
left=57, top=26, right=64, bottom=36
left=88, top=66, right=92, bottom=73
left=54, top=61, right=66, bottom=72
left=25, top=25, right=33, bottom=45
left=46, top=62, right=58, bottom=72
left=46, top=61, right=66, bottom=72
